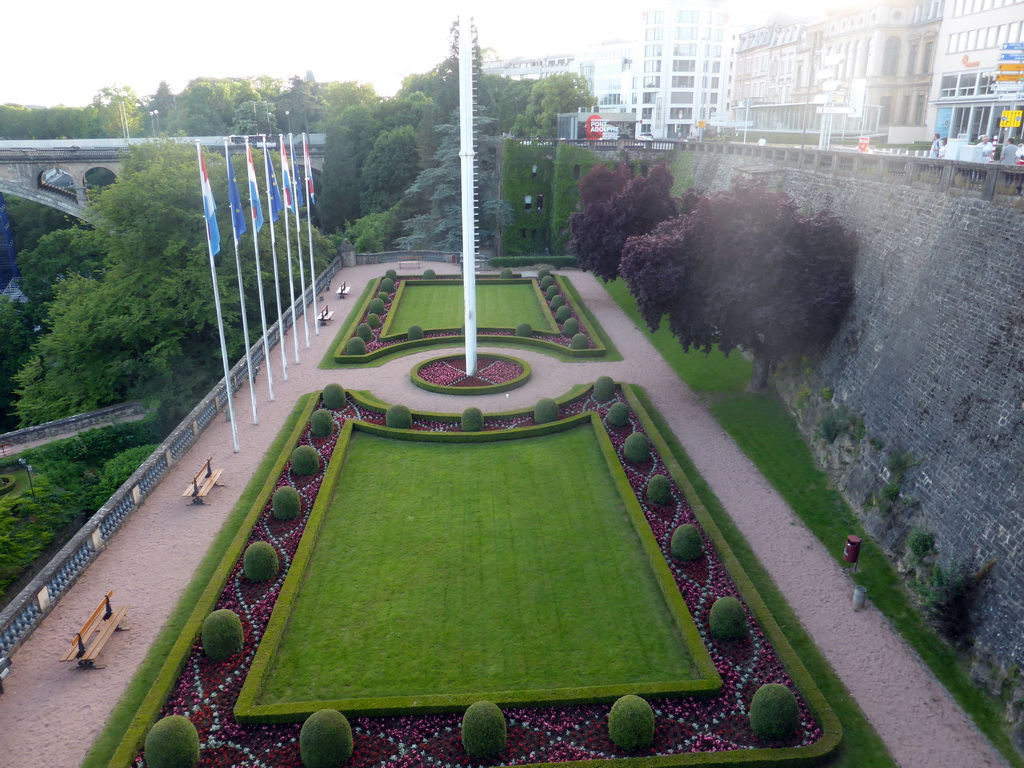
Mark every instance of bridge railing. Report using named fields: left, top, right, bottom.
left=0, top=255, right=343, bottom=658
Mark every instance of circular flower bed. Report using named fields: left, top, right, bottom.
left=411, top=354, right=531, bottom=395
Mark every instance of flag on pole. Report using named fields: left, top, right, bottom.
left=245, top=139, right=264, bottom=232
left=199, top=148, right=221, bottom=256
left=279, top=134, right=294, bottom=212
left=263, top=138, right=284, bottom=222
left=226, top=146, right=247, bottom=240
left=303, top=134, right=316, bottom=206
left=295, top=163, right=305, bottom=210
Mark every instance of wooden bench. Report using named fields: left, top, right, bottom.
left=398, top=258, right=420, bottom=270
left=317, top=306, right=336, bottom=325
left=181, top=456, right=224, bottom=505
left=59, top=590, right=131, bottom=669
left=0, top=442, right=12, bottom=458
left=336, top=282, right=351, bottom=298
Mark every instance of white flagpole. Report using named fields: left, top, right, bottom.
left=225, top=139, right=258, bottom=425
left=279, top=133, right=300, bottom=365
left=245, top=137, right=274, bottom=401
left=303, top=133, right=319, bottom=336
left=196, top=141, right=239, bottom=453
left=262, top=135, right=288, bottom=381
left=459, top=16, right=478, bottom=376
left=289, top=133, right=310, bottom=349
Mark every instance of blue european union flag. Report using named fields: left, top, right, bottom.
left=226, top=153, right=247, bottom=240
left=264, top=144, right=284, bottom=223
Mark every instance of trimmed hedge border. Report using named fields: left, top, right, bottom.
left=410, top=353, right=532, bottom=396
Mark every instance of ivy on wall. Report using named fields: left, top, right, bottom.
left=501, top=141, right=556, bottom=257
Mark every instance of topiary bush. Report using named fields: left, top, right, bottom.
left=386, top=404, right=412, bottom=429
left=606, top=401, right=630, bottom=428
left=355, top=323, right=372, bottom=343
left=570, top=333, right=589, bottom=350
left=346, top=336, right=367, bottom=355
left=291, top=445, right=321, bottom=476
left=561, top=317, right=579, bottom=337
left=594, top=375, right=615, bottom=402
left=407, top=324, right=424, bottom=340
left=500, top=268, right=514, bottom=279
left=461, top=700, right=507, bottom=758
left=380, top=277, right=395, bottom=293
left=709, top=596, right=747, bottom=640
left=671, top=523, right=703, bottom=561
left=322, top=383, right=346, bottom=410
left=607, top=694, right=655, bottom=751
left=540, top=275, right=555, bottom=290
left=534, top=398, right=558, bottom=424
left=202, top=609, right=243, bottom=661
left=366, top=312, right=381, bottom=329
left=0, top=474, right=15, bottom=497
left=145, top=715, right=200, bottom=768
left=554, top=305, right=572, bottom=324
left=623, top=432, right=650, bottom=463
left=423, top=268, right=436, bottom=279
left=537, top=268, right=551, bottom=280
left=550, top=294, right=565, bottom=310
left=646, top=474, right=672, bottom=505
left=385, top=268, right=397, bottom=280
left=243, top=541, right=279, bottom=582
left=545, top=284, right=560, bottom=300
left=515, top=323, right=532, bottom=337
left=300, top=709, right=353, bottom=768
left=310, top=409, right=335, bottom=438
left=749, top=684, right=800, bottom=740
left=461, top=407, right=484, bottom=432
left=273, top=485, right=302, bottom=520
left=376, top=290, right=390, bottom=304
left=368, top=298, right=386, bottom=316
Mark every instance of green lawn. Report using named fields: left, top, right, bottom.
left=256, top=427, right=698, bottom=706
left=386, top=282, right=554, bottom=334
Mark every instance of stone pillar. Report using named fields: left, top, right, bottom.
left=340, top=239, right=356, bottom=268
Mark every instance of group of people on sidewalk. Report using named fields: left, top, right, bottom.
left=930, top=132, right=1024, bottom=163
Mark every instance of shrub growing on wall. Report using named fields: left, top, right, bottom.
left=461, top=701, right=507, bottom=758
left=607, top=694, right=655, bottom=751
left=144, top=715, right=200, bottom=768
left=322, top=383, right=346, bottom=410
left=273, top=485, right=302, bottom=520
left=243, top=541, right=279, bottom=582
left=534, top=398, right=558, bottom=424
left=709, top=596, right=747, bottom=640
left=462, top=407, right=484, bottom=432
left=291, top=445, right=321, bottom=476
left=749, top=684, right=799, bottom=740
left=386, top=404, right=413, bottom=429
left=671, top=523, right=703, bottom=561
left=202, top=609, right=243, bottom=661
left=300, top=709, right=353, bottom=768
left=310, top=409, right=335, bottom=438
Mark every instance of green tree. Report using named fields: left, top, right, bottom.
left=360, top=126, right=422, bottom=213
left=92, top=84, right=143, bottom=138
left=277, top=74, right=324, bottom=134
left=511, top=74, right=593, bottom=137
left=0, top=297, right=32, bottom=430
left=14, top=227, right=104, bottom=328
left=168, top=77, right=261, bottom=136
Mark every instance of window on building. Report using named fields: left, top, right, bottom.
left=708, top=93, right=719, bottom=104
left=923, top=41, right=934, bottom=72
left=940, top=74, right=957, bottom=97
left=672, top=75, right=695, bottom=88
left=673, top=44, right=698, bottom=57
left=675, top=107, right=693, bottom=119
left=670, top=91, right=694, bottom=103
left=675, top=10, right=698, bottom=22
left=675, top=27, right=697, bottom=40
left=524, top=195, right=532, bottom=211
left=673, top=59, right=696, bottom=72
left=536, top=195, right=544, bottom=212
left=644, top=60, right=662, bottom=72
left=906, top=43, right=918, bottom=75
left=642, top=107, right=653, bottom=119
left=958, top=72, right=977, bottom=96
left=882, top=37, right=901, bottom=75
left=646, top=27, right=664, bottom=41
left=879, top=95, right=892, bottom=125
left=644, top=91, right=658, bottom=104
left=531, top=165, right=538, bottom=177
left=914, top=93, right=926, bottom=124
left=644, top=76, right=661, bottom=87
left=645, top=10, right=663, bottom=24
left=572, top=165, right=581, bottom=180
left=645, top=44, right=663, bottom=58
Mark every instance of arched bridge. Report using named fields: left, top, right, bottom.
left=0, top=135, right=326, bottom=219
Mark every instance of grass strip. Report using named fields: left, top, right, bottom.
left=388, top=282, right=554, bottom=333
left=604, top=278, right=1022, bottom=768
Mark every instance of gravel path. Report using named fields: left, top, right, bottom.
left=0, top=263, right=1007, bottom=768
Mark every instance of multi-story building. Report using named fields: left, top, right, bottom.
left=576, top=39, right=637, bottom=109
left=481, top=54, right=576, bottom=81
left=931, top=0, right=1024, bottom=142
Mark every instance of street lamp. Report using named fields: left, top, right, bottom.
left=149, top=110, right=159, bottom=135
left=18, top=458, right=35, bottom=498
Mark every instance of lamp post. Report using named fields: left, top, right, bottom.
left=18, top=458, right=35, bottom=498
left=149, top=110, right=159, bottom=135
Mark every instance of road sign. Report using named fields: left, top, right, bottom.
left=816, top=106, right=856, bottom=114
left=1002, top=42, right=1024, bottom=50
left=995, top=74, right=1024, bottom=82
left=1000, top=110, right=1022, bottom=128
left=999, top=63, right=1024, bottom=71
left=997, top=93, right=1023, bottom=101
left=1000, top=53, right=1024, bottom=61
left=994, top=82, right=1023, bottom=91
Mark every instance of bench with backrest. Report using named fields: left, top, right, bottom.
left=336, top=282, right=350, bottom=298
left=398, top=257, right=420, bottom=270
left=317, top=305, right=336, bottom=325
left=181, top=456, right=224, bottom=505
left=59, top=590, right=131, bottom=669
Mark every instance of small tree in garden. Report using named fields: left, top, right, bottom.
left=300, top=708, right=353, bottom=768
left=623, top=432, right=650, bottom=463
left=606, top=401, right=630, bottom=428
left=607, top=694, right=655, bottom=751
left=646, top=474, right=672, bottom=505
left=461, top=700, right=507, bottom=758
left=534, top=398, right=558, bottom=424
left=355, top=323, right=372, bottom=343
left=461, top=406, right=484, bottom=432
left=202, top=609, right=243, bottom=660
left=310, top=409, right=335, bottom=437
left=346, top=336, right=367, bottom=355
left=570, top=333, right=589, bottom=349
left=515, top=323, right=532, bottom=337
left=749, top=684, right=799, bottom=740
left=562, top=318, right=579, bottom=337
left=407, top=324, right=424, bottom=340
left=322, top=383, right=346, bottom=409
left=273, top=485, right=302, bottom=520
left=593, top=375, right=615, bottom=402
left=386, top=404, right=413, bottom=429
left=671, top=523, right=703, bottom=561
left=145, top=715, right=199, bottom=768
left=709, top=596, right=747, bottom=640
left=243, top=541, right=279, bottom=582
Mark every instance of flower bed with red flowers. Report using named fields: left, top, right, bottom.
left=411, top=354, right=530, bottom=395
left=133, top=388, right=833, bottom=768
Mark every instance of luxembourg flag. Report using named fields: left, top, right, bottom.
left=199, top=147, right=220, bottom=256
left=279, top=134, right=293, bottom=212
left=303, top=134, right=315, bottom=206
left=245, top=139, right=264, bottom=232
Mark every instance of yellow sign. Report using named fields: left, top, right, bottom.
left=995, top=73, right=1024, bottom=82
left=1000, top=110, right=1022, bottom=128
left=998, top=63, right=1024, bottom=71
left=698, top=120, right=706, bottom=128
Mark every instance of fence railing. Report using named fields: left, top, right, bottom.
left=0, top=256, right=343, bottom=658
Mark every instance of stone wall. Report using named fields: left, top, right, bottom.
left=688, top=150, right=1024, bottom=674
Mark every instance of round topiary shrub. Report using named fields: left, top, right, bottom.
left=554, top=305, right=572, bottom=324
left=570, top=333, right=589, bottom=350
left=272, top=485, right=301, bottom=520
left=749, top=684, right=799, bottom=740
left=607, top=694, right=655, bottom=751
left=0, top=474, right=15, bottom=497
left=366, top=312, right=381, bottom=329
left=549, top=294, right=565, bottom=310
left=380, top=277, right=395, bottom=293
left=376, top=290, right=390, bottom=304
left=386, top=404, right=412, bottom=429
left=407, top=324, right=424, bottom=340
left=145, top=715, right=199, bottom=768
left=461, top=700, right=507, bottom=758
left=561, top=317, right=579, bottom=337
left=537, top=268, right=551, bottom=280
left=515, top=323, right=532, bottom=337
left=301, top=708, right=353, bottom=768
left=202, top=609, right=243, bottom=661
left=355, top=323, right=372, bottom=343
left=670, top=523, right=703, bottom=561
left=500, top=268, right=514, bottom=279
left=322, top=383, right=346, bottom=410
left=540, top=275, right=555, bottom=290
left=368, top=298, right=385, bottom=316
left=243, top=541, right=279, bottom=582
left=291, top=445, right=321, bottom=476
left=385, top=268, right=397, bottom=280
left=646, top=474, right=672, bottom=505
left=606, top=401, right=630, bottom=428
left=623, top=432, right=650, bottom=463
left=462, top=407, right=484, bottom=432
left=545, top=284, right=560, bottom=300
left=310, top=409, right=335, bottom=438
left=534, top=397, right=559, bottom=424
left=709, top=596, right=747, bottom=641
left=346, top=336, right=367, bottom=355
left=423, top=268, right=436, bottom=279
left=594, top=375, right=615, bottom=402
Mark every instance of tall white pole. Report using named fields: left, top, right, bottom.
left=303, top=133, right=319, bottom=336
left=262, top=136, right=288, bottom=381
left=224, top=139, right=258, bottom=425
left=245, top=137, right=274, bottom=401
left=289, top=133, right=310, bottom=349
left=196, top=142, right=239, bottom=453
left=458, top=15, right=478, bottom=377
left=279, top=133, right=300, bottom=365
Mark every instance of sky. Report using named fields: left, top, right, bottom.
left=2, top=1, right=780, bottom=109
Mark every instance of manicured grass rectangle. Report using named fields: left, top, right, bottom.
left=387, top=282, right=553, bottom=333
left=256, top=427, right=697, bottom=706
